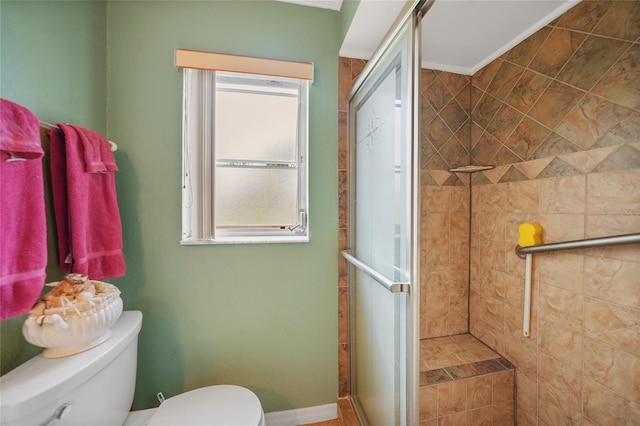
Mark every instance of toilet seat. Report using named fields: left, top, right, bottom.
left=147, top=385, right=265, bottom=426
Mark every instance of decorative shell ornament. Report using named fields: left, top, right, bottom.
left=22, top=274, right=123, bottom=358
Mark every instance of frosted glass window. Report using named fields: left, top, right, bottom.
left=181, top=69, right=309, bottom=244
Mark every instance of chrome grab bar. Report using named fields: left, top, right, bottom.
left=342, top=250, right=410, bottom=293
left=516, top=233, right=640, bottom=259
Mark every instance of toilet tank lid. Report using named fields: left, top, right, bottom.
left=0, top=311, right=142, bottom=423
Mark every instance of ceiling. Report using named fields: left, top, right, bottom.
left=279, top=0, right=579, bottom=76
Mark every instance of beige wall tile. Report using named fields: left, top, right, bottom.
left=537, top=385, right=582, bottom=425
left=538, top=352, right=582, bottom=407
left=585, top=244, right=640, bottom=264
left=584, top=337, right=640, bottom=404
left=478, top=294, right=504, bottom=326
left=502, top=269, right=526, bottom=307
left=536, top=252, right=584, bottom=293
left=507, top=178, right=540, bottom=214
left=504, top=333, right=537, bottom=379
left=476, top=320, right=505, bottom=354
left=516, top=371, right=538, bottom=418
left=466, top=406, right=491, bottom=426
left=450, top=212, right=470, bottom=240
left=426, top=290, right=450, bottom=338
left=492, top=369, right=515, bottom=404
left=587, top=169, right=640, bottom=215
left=467, top=375, right=493, bottom=409
left=450, top=263, right=470, bottom=291
left=537, top=213, right=585, bottom=243
left=585, top=214, right=640, bottom=240
left=424, top=265, right=450, bottom=293
left=439, top=411, right=468, bottom=426
left=450, top=238, right=470, bottom=266
left=451, top=187, right=470, bottom=212
left=584, top=255, right=640, bottom=309
left=539, top=283, right=583, bottom=333
left=516, top=404, right=537, bottom=426
left=479, top=239, right=506, bottom=272
left=438, top=380, right=467, bottom=416
left=492, top=400, right=515, bottom=426
left=425, top=238, right=450, bottom=265
left=419, top=384, right=438, bottom=421
left=505, top=302, right=538, bottom=341
left=583, top=378, right=640, bottom=425
left=584, top=296, right=640, bottom=357
left=539, top=317, right=583, bottom=371
left=480, top=183, right=508, bottom=213
left=424, top=186, right=451, bottom=213
left=426, top=212, right=450, bottom=240
left=539, top=175, right=586, bottom=215
left=479, top=212, right=505, bottom=242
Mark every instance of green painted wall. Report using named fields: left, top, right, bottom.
left=0, top=0, right=107, bottom=374
left=1, top=0, right=340, bottom=414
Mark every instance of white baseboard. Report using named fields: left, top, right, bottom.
left=265, top=403, right=338, bottom=426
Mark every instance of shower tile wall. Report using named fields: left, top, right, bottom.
left=338, top=2, right=639, bottom=421
left=337, top=56, right=367, bottom=397
left=420, top=70, right=472, bottom=339
left=469, top=1, right=640, bottom=424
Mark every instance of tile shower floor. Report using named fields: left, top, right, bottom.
left=420, top=333, right=514, bottom=385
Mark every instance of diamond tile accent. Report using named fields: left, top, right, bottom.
left=483, top=165, right=510, bottom=184
left=430, top=170, right=455, bottom=186
left=499, top=165, right=529, bottom=183
left=514, top=157, right=554, bottom=180
left=592, top=144, right=640, bottom=173
left=536, top=157, right=583, bottom=179
left=559, top=145, right=619, bottom=174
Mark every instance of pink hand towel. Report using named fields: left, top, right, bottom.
left=0, top=99, right=47, bottom=320
left=49, top=124, right=126, bottom=280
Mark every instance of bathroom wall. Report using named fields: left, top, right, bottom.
left=1, top=0, right=342, bottom=414
left=0, top=0, right=108, bottom=374
left=468, top=1, right=640, bottom=424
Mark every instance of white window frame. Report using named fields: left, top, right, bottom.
left=177, top=49, right=312, bottom=244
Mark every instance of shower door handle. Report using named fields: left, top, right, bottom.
left=342, top=250, right=410, bottom=293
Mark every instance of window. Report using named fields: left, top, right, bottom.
left=178, top=50, right=311, bottom=244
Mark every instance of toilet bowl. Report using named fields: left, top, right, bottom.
left=0, top=311, right=265, bottom=426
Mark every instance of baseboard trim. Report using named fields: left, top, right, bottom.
left=265, top=403, right=338, bottom=426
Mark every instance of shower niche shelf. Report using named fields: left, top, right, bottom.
left=448, top=165, right=494, bottom=173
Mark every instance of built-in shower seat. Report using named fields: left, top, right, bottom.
left=419, top=333, right=515, bottom=425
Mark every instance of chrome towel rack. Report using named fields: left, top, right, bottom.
left=516, top=233, right=640, bottom=259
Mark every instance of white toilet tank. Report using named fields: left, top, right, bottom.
left=0, top=311, right=143, bottom=426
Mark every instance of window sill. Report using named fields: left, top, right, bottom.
left=180, top=235, right=310, bottom=245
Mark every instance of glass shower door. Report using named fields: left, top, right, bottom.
left=345, top=10, right=420, bottom=426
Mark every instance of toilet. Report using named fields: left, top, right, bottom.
left=0, top=311, right=266, bottom=426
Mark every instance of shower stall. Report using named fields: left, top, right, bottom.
left=343, top=1, right=428, bottom=424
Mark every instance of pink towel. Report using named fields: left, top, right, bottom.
left=49, top=124, right=126, bottom=280
left=0, top=99, right=47, bottom=320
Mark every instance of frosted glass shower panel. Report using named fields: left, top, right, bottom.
left=349, top=19, right=413, bottom=424
left=355, top=60, right=409, bottom=283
